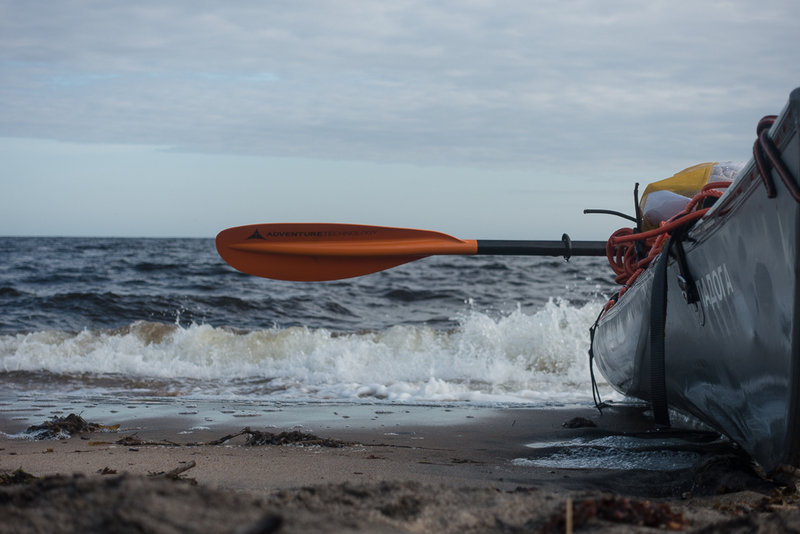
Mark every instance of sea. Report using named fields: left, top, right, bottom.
left=0, top=236, right=622, bottom=413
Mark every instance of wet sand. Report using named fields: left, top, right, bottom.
left=2, top=400, right=800, bottom=533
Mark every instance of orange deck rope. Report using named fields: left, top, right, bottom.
left=602, top=181, right=731, bottom=310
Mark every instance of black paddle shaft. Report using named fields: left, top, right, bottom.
left=476, top=237, right=607, bottom=258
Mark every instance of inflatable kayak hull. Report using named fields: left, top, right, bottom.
left=593, top=88, right=800, bottom=473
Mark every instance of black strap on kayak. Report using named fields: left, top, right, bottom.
left=588, top=307, right=607, bottom=414
left=649, top=238, right=671, bottom=428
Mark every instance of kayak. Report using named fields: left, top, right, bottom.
left=591, top=87, right=800, bottom=474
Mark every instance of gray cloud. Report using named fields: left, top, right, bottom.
left=1, top=0, right=797, bottom=172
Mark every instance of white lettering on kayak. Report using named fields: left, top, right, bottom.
left=697, top=263, right=734, bottom=308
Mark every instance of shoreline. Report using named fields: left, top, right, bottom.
left=3, top=402, right=636, bottom=490
left=3, top=400, right=800, bottom=532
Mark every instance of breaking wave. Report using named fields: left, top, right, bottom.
left=0, top=298, right=614, bottom=405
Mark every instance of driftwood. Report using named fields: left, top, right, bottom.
left=148, top=461, right=197, bottom=484
left=114, top=435, right=182, bottom=447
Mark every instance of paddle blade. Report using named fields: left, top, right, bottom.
left=216, top=223, right=477, bottom=281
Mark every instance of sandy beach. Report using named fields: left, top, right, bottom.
left=2, top=400, right=800, bottom=533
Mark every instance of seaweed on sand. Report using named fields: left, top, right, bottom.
left=109, top=428, right=349, bottom=448
left=538, top=495, right=689, bottom=533
left=197, top=428, right=348, bottom=448
left=25, top=413, right=119, bottom=440
left=0, top=468, right=38, bottom=486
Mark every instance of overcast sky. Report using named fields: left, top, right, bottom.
left=2, top=1, right=798, bottom=239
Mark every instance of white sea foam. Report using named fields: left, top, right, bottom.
left=512, top=449, right=699, bottom=471
left=0, top=298, right=618, bottom=405
left=513, top=435, right=706, bottom=470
